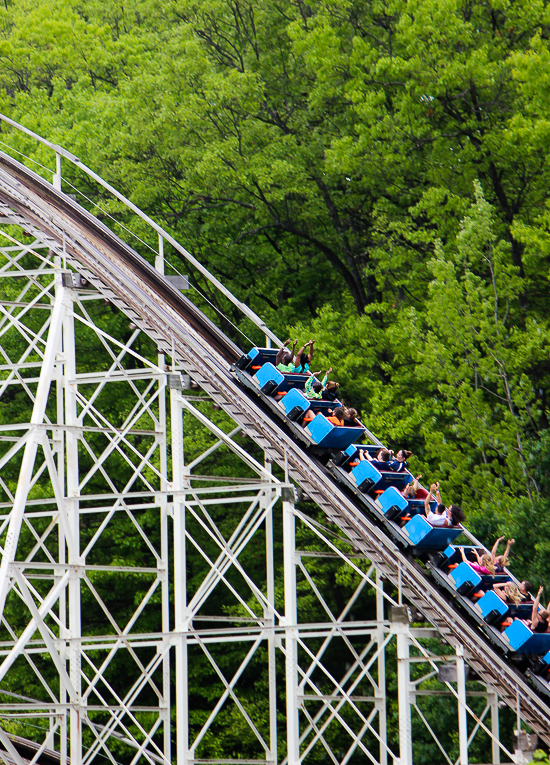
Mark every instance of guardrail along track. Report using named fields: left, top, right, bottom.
left=1, top=153, right=549, bottom=743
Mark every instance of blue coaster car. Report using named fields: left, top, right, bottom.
left=437, top=545, right=483, bottom=569
left=503, top=619, right=550, bottom=654
left=436, top=546, right=509, bottom=581
left=306, top=414, right=363, bottom=450
left=235, top=346, right=277, bottom=371
left=235, top=348, right=310, bottom=393
left=475, top=590, right=509, bottom=625
left=376, top=495, right=426, bottom=527
left=253, top=363, right=284, bottom=395
left=339, top=446, right=412, bottom=483
left=282, top=392, right=348, bottom=425
left=277, top=373, right=311, bottom=393
left=347, top=461, right=414, bottom=498
left=449, top=561, right=482, bottom=595
left=334, top=443, right=374, bottom=467
left=403, top=515, right=462, bottom=551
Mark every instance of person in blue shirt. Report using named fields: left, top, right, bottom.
left=386, top=449, right=412, bottom=472
left=343, top=408, right=361, bottom=427
left=293, top=339, right=315, bottom=374
left=360, top=448, right=392, bottom=471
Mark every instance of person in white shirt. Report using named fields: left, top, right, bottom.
left=427, top=504, right=450, bottom=527
left=423, top=483, right=465, bottom=527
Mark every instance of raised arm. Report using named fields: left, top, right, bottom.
left=403, top=475, right=420, bottom=499
left=490, top=535, right=506, bottom=564
left=473, top=549, right=484, bottom=566
left=424, top=484, right=437, bottom=515
left=493, top=581, right=508, bottom=602
left=501, top=538, right=515, bottom=566
left=532, top=586, right=543, bottom=627
left=295, top=340, right=314, bottom=366
left=275, top=342, right=288, bottom=366
left=304, top=375, right=315, bottom=398
left=459, top=547, right=468, bottom=563
left=276, top=339, right=293, bottom=366
left=293, top=341, right=308, bottom=366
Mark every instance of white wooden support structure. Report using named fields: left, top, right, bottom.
left=0, top=119, right=532, bottom=765
left=0, top=225, right=525, bottom=765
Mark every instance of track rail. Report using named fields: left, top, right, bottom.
left=1, top=153, right=549, bottom=743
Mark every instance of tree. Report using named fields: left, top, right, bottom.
left=3, top=0, right=550, bottom=338
left=288, top=184, right=550, bottom=528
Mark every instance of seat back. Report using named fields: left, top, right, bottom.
left=281, top=387, right=310, bottom=421
left=277, top=373, right=311, bottom=392
left=436, top=545, right=485, bottom=570
left=378, top=486, right=408, bottom=520
left=449, top=561, right=482, bottom=595
left=351, top=460, right=382, bottom=492
left=235, top=346, right=278, bottom=371
left=503, top=619, right=550, bottom=654
left=476, top=590, right=509, bottom=624
left=306, top=414, right=364, bottom=450
left=377, top=471, right=412, bottom=491
left=253, top=363, right=284, bottom=396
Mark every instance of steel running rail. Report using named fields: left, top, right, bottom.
left=0, top=148, right=549, bottom=744
left=0, top=111, right=281, bottom=349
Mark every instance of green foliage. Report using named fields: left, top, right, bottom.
left=3, top=0, right=550, bottom=759
left=3, top=0, right=550, bottom=335
left=290, top=185, right=550, bottom=548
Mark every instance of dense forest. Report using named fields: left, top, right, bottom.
left=3, top=0, right=550, bottom=760
left=1, top=0, right=546, bottom=580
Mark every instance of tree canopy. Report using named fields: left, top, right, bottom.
left=3, top=0, right=550, bottom=528
left=2, top=0, right=550, bottom=758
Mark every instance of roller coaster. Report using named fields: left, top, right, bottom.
left=0, top=115, right=548, bottom=764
